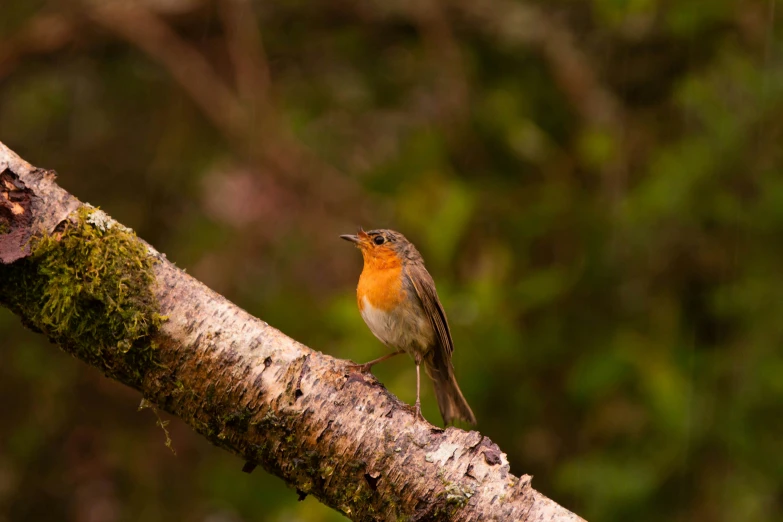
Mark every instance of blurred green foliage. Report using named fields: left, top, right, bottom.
left=1, top=0, right=782, bottom=521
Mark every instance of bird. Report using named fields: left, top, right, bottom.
left=340, top=228, right=476, bottom=425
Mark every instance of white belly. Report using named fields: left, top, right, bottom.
left=360, top=296, right=435, bottom=354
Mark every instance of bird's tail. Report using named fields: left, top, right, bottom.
left=425, top=351, right=476, bottom=425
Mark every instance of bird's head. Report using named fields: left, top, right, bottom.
left=340, top=228, right=415, bottom=267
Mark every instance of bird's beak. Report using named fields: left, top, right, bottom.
left=342, top=228, right=370, bottom=247
left=340, top=234, right=360, bottom=244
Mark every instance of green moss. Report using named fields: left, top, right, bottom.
left=0, top=220, right=9, bottom=234
left=205, top=383, right=217, bottom=403
left=0, top=206, right=165, bottom=386
left=221, top=408, right=255, bottom=432
left=427, top=480, right=474, bottom=517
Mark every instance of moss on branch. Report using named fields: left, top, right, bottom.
left=0, top=206, right=165, bottom=386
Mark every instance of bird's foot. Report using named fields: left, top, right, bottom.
left=414, top=399, right=424, bottom=422
left=346, top=362, right=373, bottom=374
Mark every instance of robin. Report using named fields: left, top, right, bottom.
left=340, top=228, right=476, bottom=425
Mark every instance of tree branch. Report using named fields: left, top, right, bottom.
left=0, top=141, right=585, bottom=521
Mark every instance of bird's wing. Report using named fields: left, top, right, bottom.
left=404, top=263, right=454, bottom=357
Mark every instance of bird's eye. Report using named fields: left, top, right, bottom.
left=373, top=235, right=385, bottom=245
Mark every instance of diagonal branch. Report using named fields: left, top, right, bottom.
left=0, top=141, right=585, bottom=522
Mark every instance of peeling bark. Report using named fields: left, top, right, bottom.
left=0, top=141, right=585, bottom=522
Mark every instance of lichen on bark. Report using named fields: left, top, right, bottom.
left=0, top=206, right=165, bottom=386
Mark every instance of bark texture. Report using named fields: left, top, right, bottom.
left=0, top=141, right=585, bottom=522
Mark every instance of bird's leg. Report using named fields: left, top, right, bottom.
left=414, top=363, right=423, bottom=421
left=347, top=350, right=403, bottom=373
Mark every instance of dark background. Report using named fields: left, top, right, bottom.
left=2, top=0, right=782, bottom=521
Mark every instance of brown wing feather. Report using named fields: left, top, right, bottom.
left=404, top=264, right=454, bottom=357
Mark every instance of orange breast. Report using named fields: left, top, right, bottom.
left=357, top=249, right=406, bottom=312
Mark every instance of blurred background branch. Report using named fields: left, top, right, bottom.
left=87, top=1, right=246, bottom=142
left=85, top=0, right=364, bottom=218
left=0, top=11, right=79, bottom=80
